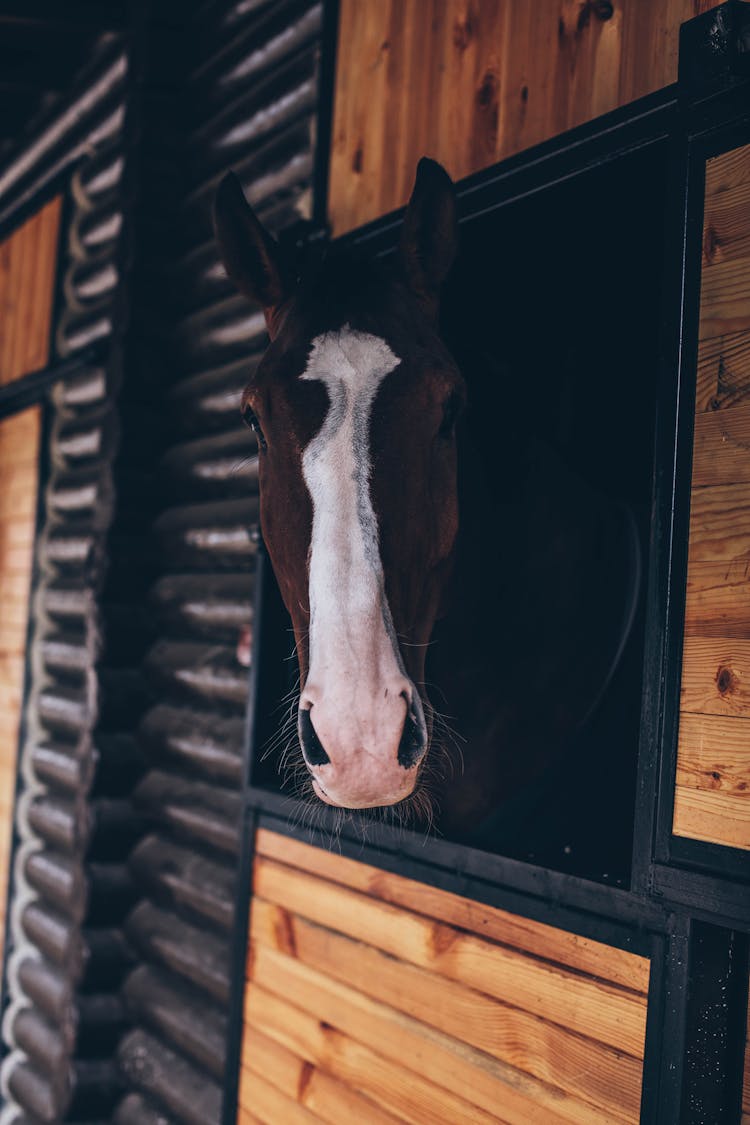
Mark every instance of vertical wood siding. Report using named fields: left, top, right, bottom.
left=238, top=830, right=650, bottom=1124
left=673, top=142, right=750, bottom=850
left=328, top=0, right=716, bottom=235
left=0, top=197, right=61, bottom=961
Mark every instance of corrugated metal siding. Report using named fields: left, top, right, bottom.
left=0, top=42, right=136, bottom=1125
left=114, top=3, right=323, bottom=1121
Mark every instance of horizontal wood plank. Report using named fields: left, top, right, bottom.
left=248, top=931, right=635, bottom=1125
left=254, top=830, right=650, bottom=993
left=691, top=404, right=750, bottom=487
left=239, top=1067, right=319, bottom=1125
left=680, top=637, right=750, bottom=718
left=673, top=786, right=750, bottom=849
left=250, top=898, right=645, bottom=1122
left=675, top=712, right=750, bottom=800
left=247, top=982, right=511, bottom=1125
left=242, top=1028, right=403, bottom=1125
left=694, top=329, right=750, bottom=413
left=253, top=855, right=648, bottom=1059
left=700, top=255, right=750, bottom=340
left=686, top=482, right=750, bottom=565
left=684, top=558, right=750, bottom=638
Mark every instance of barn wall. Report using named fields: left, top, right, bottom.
left=672, top=140, right=750, bottom=851
left=113, top=3, right=325, bottom=1121
left=238, top=830, right=650, bottom=1124
left=327, top=0, right=718, bottom=235
left=0, top=198, right=61, bottom=965
left=0, top=40, right=138, bottom=1123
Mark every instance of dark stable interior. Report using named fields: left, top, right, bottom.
left=255, top=140, right=669, bottom=889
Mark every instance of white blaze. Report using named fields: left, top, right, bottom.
left=301, top=325, right=403, bottom=692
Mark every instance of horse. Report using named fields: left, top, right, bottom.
left=213, top=159, right=643, bottom=855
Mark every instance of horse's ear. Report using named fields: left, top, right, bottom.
left=400, top=157, right=458, bottom=318
left=213, top=171, right=291, bottom=336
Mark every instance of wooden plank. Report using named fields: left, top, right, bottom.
left=0, top=197, right=61, bottom=385
left=254, top=830, right=649, bottom=994
left=249, top=900, right=645, bottom=1123
left=694, top=330, right=750, bottom=413
left=700, top=143, right=750, bottom=339
left=246, top=983, right=514, bottom=1125
left=247, top=934, right=633, bottom=1125
left=236, top=1108, right=264, bottom=1125
left=700, top=255, right=750, bottom=340
left=680, top=637, right=750, bottom=718
left=328, top=1, right=702, bottom=235
left=691, top=404, right=750, bottom=487
left=686, top=482, right=750, bottom=565
left=673, top=786, right=750, bottom=850
left=238, top=1067, right=320, bottom=1125
left=0, top=199, right=61, bottom=969
left=253, top=856, right=648, bottom=1059
left=242, top=1028, right=403, bottom=1125
left=684, top=558, right=750, bottom=639
left=675, top=712, right=750, bottom=797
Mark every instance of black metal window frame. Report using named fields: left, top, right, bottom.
left=225, top=6, right=750, bottom=1124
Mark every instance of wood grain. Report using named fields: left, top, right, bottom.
left=676, top=712, right=750, bottom=793
left=238, top=832, right=649, bottom=1123
left=242, top=1028, right=402, bottom=1125
left=253, top=855, right=647, bottom=1057
left=249, top=898, right=644, bottom=1120
left=680, top=638, right=750, bottom=718
left=675, top=142, right=750, bottom=850
left=328, top=0, right=711, bottom=235
left=254, top=829, right=650, bottom=993
left=0, top=196, right=61, bottom=963
left=694, top=330, right=750, bottom=413
left=246, top=985, right=509, bottom=1125
left=249, top=931, right=629, bottom=1125
left=691, top=405, right=750, bottom=487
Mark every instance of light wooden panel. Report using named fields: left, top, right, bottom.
left=673, top=143, right=750, bottom=850
left=239, top=830, right=650, bottom=1124
left=0, top=196, right=62, bottom=957
left=328, top=0, right=716, bottom=235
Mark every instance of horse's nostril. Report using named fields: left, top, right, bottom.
left=299, top=707, right=330, bottom=767
left=398, top=698, right=427, bottom=769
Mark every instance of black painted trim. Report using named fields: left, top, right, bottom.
left=0, top=347, right=106, bottom=420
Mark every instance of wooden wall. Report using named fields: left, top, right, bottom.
left=0, top=197, right=61, bottom=954
left=238, top=830, right=650, bottom=1124
left=328, top=0, right=718, bottom=235
left=673, top=142, right=750, bottom=851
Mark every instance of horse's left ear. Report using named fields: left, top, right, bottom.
left=213, top=171, right=292, bottom=337
left=400, top=157, right=458, bottom=319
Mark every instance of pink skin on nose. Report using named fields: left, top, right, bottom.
left=300, top=674, right=417, bottom=808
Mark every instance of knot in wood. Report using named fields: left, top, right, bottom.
left=715, top=664, right=736, bottom=696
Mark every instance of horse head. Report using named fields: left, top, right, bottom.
left=214, top=159, right=464, bottom=811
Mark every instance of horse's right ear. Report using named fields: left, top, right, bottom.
left=400, top=157, right=458, bottom=319
left=213, top=172, right=291, bottom=335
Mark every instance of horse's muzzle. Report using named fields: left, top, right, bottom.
left=297, top=686, right=428, bottom=808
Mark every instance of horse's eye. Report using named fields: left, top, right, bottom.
left=439, top=391, right=462, bottom=438
left=242, top=405, right=267, bottom=451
